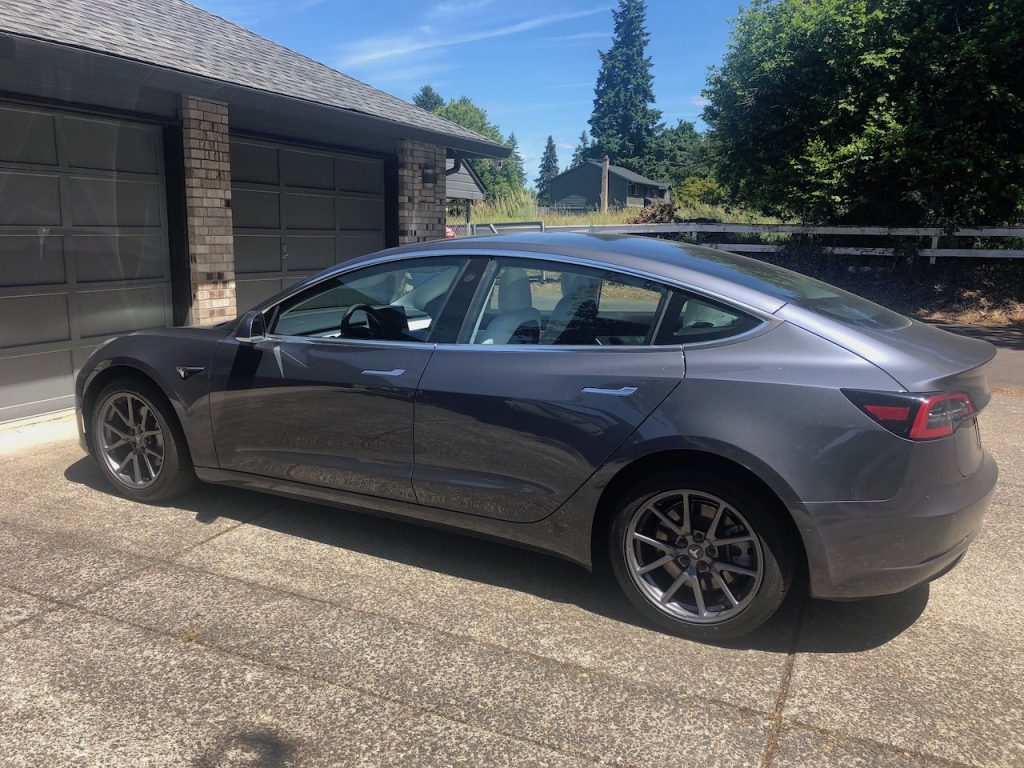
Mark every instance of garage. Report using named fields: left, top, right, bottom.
left=231, top=138, right=386, bottom=310
left=0, top=104, right=171, bottom=421
left=0, top=0, right=506, bottom=424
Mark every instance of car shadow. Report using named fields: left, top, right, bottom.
left=65, top=456, right=928, bottom=654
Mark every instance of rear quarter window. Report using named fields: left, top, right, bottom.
left=655, top=291, right=761, bottom=344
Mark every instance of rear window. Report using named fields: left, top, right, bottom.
left=781, top=277, right=908, bottom=329
left=701, top=255, right=908, bottom=329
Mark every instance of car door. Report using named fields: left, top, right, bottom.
left=210, top=255, right=469, bottom=503
left=412, top=256, right=686, bottom=522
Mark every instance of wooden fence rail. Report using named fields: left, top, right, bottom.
left=450, top=221, right=1024, bottom=262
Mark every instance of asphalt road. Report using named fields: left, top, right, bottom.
left=0, top=396, right=1021, bottom=767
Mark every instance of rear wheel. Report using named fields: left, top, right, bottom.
left=90, top=379, right=194, bottom=502
left=608, top=470, right=795, bottom=640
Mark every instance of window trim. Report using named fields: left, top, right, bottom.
left=245, top=247, right=778, bottom=350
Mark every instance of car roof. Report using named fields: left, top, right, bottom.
left=351, top=233, right=797, bottom=313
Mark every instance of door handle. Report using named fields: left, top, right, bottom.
left=362, top=368, right=406, bottom=377
left=581, top=386, right=637, bottom=397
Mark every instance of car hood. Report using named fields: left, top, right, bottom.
left=776, top=305, right=997, bottom=394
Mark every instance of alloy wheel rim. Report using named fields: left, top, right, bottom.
left=98, top=392, right=165, bottom=489
left=625, top=489, right=764, bottom=625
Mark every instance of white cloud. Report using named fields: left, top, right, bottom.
left=431, top=0, right=495, bottom=15
left=689, top=95, right=710, bottom=107
left=337, top=5, right=612, bottom=67
left=543, top=30, right=607, bottom=41
left=556, top=142, right=574, bottom=150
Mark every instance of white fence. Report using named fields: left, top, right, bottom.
left=451, top=222, right=1024, bottom=262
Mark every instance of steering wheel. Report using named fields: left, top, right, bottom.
left=339, top=303, right=384, bottom=339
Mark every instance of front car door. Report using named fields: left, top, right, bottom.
left=413, top=256, right=687, bottom=522
left=210, top=255, right=468, bottom=502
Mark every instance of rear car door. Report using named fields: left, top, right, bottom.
left=412, top=257, right=686, bottom=523
left=210, top=256, right=468, bottom=502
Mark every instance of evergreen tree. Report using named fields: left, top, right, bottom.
left=535, top=135, right=561, bottom=202
left=412, top=84, right=444, bottom=112
left=504, top=132, right=527, bottom=190
left=587, top=0, right=662, bottom=168
left=570, top=131, right=592, bottom=169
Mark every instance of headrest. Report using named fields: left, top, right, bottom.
left=560, top=272, right=600, bottom=301
left=499, top=268, right=533, bottom=311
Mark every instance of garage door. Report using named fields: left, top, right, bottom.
left=230, top=138, right=385, bottom=310
left=0, top=104, right=171, bottom=422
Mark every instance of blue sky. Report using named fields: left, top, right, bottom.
left=192, top=0, right=741, bottom=182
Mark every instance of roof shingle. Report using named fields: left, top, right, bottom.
left=0, top=0, right=506, bottom=154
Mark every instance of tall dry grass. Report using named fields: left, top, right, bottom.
left=459, top=188, right=780, bottom=226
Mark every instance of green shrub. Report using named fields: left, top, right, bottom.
left=674, top=176, right=727, bottom=207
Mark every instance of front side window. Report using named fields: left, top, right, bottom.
left=270, top=257, right=466, bottom=342
left=468, top=259, right=666, bottom=346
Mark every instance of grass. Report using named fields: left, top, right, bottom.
left=458, top=188, right=781, bottom=227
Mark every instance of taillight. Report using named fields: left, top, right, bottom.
left=842, top=389, right=975, bottom=440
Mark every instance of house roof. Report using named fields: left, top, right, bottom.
left=0, top=0, right=507, bottom=157
left=547, top=161, right=670, bottom=189
left=593, top=162, right=671, bottom=188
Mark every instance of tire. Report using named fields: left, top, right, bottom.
left=608, top=469, right=796, bottom=640
left=89, top=377, right=194, bottom=502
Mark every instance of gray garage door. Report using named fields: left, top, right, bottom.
left=0, top=104, right=171, bottom=422
left=230, top=138, right=385, bottom=310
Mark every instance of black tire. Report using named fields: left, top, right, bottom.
left=89, top=377, right=194, bottom=502
left=608, top=469, right=796, bottom=640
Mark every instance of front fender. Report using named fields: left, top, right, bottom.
left=76, top=327, right=231, bottom=468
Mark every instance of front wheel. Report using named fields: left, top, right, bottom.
left=608, top=470, right=796, bottom=640
left=90, top=379, right=194, bottom=502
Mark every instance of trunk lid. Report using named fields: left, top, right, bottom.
left=776, top=307, right=996, bottom=394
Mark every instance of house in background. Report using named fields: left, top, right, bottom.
left=545, top=161, right=671, bottom=211
left=0, top=0, right=505, bottom=422
left=445, top=158, right=487, bottom=223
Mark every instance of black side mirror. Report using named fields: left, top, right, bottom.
left=235, top=310, right=267, bottom=343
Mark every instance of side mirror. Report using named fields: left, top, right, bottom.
left=235, top=310, right=267, bottom=343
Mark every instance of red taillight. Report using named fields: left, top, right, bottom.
left=864, top=404, right=911, bottom=421
left=908, top=392, right=974, bottom=440
left=843, top=389, right=975, bottom=441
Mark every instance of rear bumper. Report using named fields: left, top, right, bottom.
left=803, top=450, right=997, bottom=599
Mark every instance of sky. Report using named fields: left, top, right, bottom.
left=191, top=0, right=742, bottom=182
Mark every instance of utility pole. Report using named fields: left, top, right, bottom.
left=601, top=154, right=610, bottom=213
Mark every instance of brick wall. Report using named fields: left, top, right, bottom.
left=181, top=96, right=236, bottom=325
left=397, top=139, right=447, bottom=244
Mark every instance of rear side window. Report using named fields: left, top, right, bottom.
left=467, top=258, right=667, bottom=346
left=655, top=291, right=760, bottom=345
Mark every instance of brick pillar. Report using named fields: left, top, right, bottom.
left=181, top=96, right=236, bottom=325
left=397, top=139, right=447, bottom=244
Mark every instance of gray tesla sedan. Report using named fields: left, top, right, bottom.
left=74, top=233, right=997, bottom=639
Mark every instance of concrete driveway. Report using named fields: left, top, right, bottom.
left=0, top=397, right=1021, bottom=767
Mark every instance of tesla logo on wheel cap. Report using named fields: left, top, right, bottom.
left=687, top=545, right=703, bottom=559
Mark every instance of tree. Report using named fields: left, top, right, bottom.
left=704, top=0, right=1024, bottom=226
left=412, top=84, right=444, bottom=112
left=587, top=0, right=662, bottom=169
left=630, top=120, right=711, bottom=186
left=535, top=136, right=561, bottom=202
left=504, top=132, right=527, bottom=191
left=570, top=131, right=592, bottom=169
left=435, top=96, right=527, bottom=200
